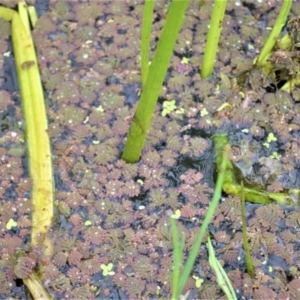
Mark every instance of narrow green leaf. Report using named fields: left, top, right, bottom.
left=171, top=218, right=183, bottom=299
left=141, top=0, right=155, bottom=86
left=122, top=0, right=190, bottom=163
left=207, top=235, right=237, bottom=300
left=240, top=181, right=255, bottom=278
left=256, top=0, right=292, bottom=65
left=201, top=0, right=227, bottom=78
left=178, top=143, right=229, bottom=295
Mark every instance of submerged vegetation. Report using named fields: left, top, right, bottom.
left=0, top=0, right=300, bottom=299
left=214, top=133, right=300, bottom=206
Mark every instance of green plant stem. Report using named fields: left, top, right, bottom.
left=171, top=218, right=183, bottom=299
left=240, top=181, right=255, bottom=278
left=177, top=144, right=229, bottom=296
left=201, top=0, right=227, bottom=78
left=256, top=0, right=292, bottom=65
left=121, top=0, right=190, bottom=163
left=141, top=0, right=155, bottom=87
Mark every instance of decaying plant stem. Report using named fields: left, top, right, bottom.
left=0, top=1, right=54, bottom=298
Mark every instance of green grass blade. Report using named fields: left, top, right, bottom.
left=178, top=144, right=229, bottom=295
left=171, top=218, right=183, bottom=299
left=201, top=0, right=227, bottom=78
left=207, top=235, right=237, bottom=300
left=141, top=0, right=155, bottom=86
left=256, top=0, right=292, bottom=65
left=122, top=0, right=190, bottom=163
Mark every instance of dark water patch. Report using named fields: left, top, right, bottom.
left=265, top=83, right=277, bottom=93
left=266, top=254, right=290, bottom=272
left=54, top=169, right=70, bottom=191
left=122, top=83, right=140, bottom=106
left=182, top=127, right=215, bottom=138
left=279, top=169, right=300, bottom=189
left=0, top=111, right=14, bottom=133
left=210, top=219, right=239, bottom=235
left=241, top=1, right=256, bottom=11
left=106, top=75, right=121, bottom=85
left=0, top=40, right=21, bottom=136
left=131, top=191, right=149, bottom=209
left=228, top=129, right=253, bottom=145
left=2, top=55, right=18, bottom=92
left=101, top=36, right=114, bottom=46
left=3, top=182, right=18, bottom=201
left=192, top=93, right=204, bottom=103
left=169, top=162, right=186, bottom=182
left=58, top=215, right=73, bottom=231
left=157, top=96, right=167, bottom=106
left=95, top=15, right=107, bottom=28
left=35, top=0, right=50, bottom=17
left=175, top=151, right=215, bottom=186
left=117, top=29, right=127, bottom=35
left=165, top=168, right=180, bottom=187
